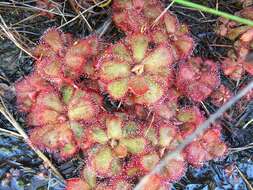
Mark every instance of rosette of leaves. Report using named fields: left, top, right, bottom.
left=15, top=73, right=52, bottom=112
left=184, top=127, right=227, bottom=167
left=216, top=7, right=253, bottom=80
left=81, top=114, right=147, bottom=178
left=176, top=106, right=205, bottom=138
left=175, top=106, right=227, bottom=166
left=28, top=84, right=101, bottom=159
left=112, top=0, right=194, bottom=60
left=33, top=29, right=99, bottom=84
left=210, top=84, right=232, bottom=107
left=176, top=57, right=220, bottom=102
left=96, top=33, right=175, bottom=106
left=123, top=119, right=186, bottom=183
left=221, top=28, right=253, bottom=80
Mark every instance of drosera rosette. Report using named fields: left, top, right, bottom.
left=153, top=87, right=181, bottom=121
left=123, top=119, right=186, bottom=183
left=29, top=123, right=78, bottom=159
left=112, top=0, right=194, bottom=60
left=216, top=6, right=253, bottom=41
left=175, top=106, right=227, bottom=167
left=216, top=7, right=253, bottom=80
left=125, top=87, right=180, bottom=121
left=28, top=84, right=102, bottom=159
left=144, top=120, right=182, bottom=153
left=81, top=113, right=148, bottom=178
left=96, top=32, right=175, bottom=106
left=176, top=57, right=220, bottom=102
left=221, top=29, right=253, bottom=81
left=184, top=126, right=227, bottom=167
left=234, top=81, right=253, bottom=114
left=175, top=106, right=206, bottom=138
left=33, top=29, right=100, bottom=85
left=210, top=84, right=232, bottom=107
left=14, top=73, right=52, bottom=112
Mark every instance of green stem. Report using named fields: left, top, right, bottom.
left=172, top=0, right=253, bottom=26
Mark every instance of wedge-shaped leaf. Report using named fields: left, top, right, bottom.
left=82, top=167, right=96, bottom=189
left=61, top=142, right=77, bottom=158
left=37, top=58, right=63, bottom=81
left=69, top=121, right=84, bottom=139
left=65, top=53, right=85, bottom=69
left=159, top=125, right=177, bottom=148
left=112, top=43, right=132, bottom=62
left=69, top=39, right=89, bottom=55
left=151, top=30, right=168, bottom=43
left=106, top=116, right=123, bottom=139
left=145, top=127, right=158, bottom=146
left=114, top=144, right=128, bottom=158
left=61, top=85, right=74, bottom=104
left=141, top=152, right=160, bottom=172
left=173, top=36, right=194, bottom=59
left=15, top=73, right=50, bottom=112
left=160, top=153, right=186, bottom=182
left=143, top=4, right=161, bottom=20
left=110, top=157, right=122, bottom=175
left=164, top=13, right=179, bottom=34
left=28, top=106, right=61, bottom=126
left=36, top=91, right=64, bottom=112
left=68, top=99, right=95, bottom=121
left=120, top=137, right=146, bottom=154
left=30, top=123, right=76, bottom=159
left=143, top=45, right=173, bottom=75
left=91, top=128, right=108, bottom=144
left=91, top=146, right=120, bottom=176
left=122, top=121, right=139, bottom=137
left=177, top=109, right=197, bottom=123
left=129, top=34, right=149, bottom=63
left=128, top=76, right=149, bottom=95
left=43, top=30, right=63, bottom=52
left=100, top=61, right=130, bottom=81
left=107, top=79, right=128, bottom=99
left=134, top=77, right=164, bottom=105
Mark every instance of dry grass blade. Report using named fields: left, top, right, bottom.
left=0, top=127, right=22, bottom=138
left=58, top=0, right=108, bottom=29
left=235, top=165, right=253, bottom=190
left=229, top=143, right=253, bottom=154
left=0, top=15, right=36, bottom=59
left=0, top=97, right=64, bottom=180
left=0, top=1, right=74, bottom=18
left=134, top=80, right=253, bottom=190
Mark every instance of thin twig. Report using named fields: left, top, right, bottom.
left=0, top=127, right=22, bottom=138
left=134, top=80, right=253, bottom=190
left=235, top=165, right=253, bottom=190
left=57, top=0, right=108, bottom=29
left=0, top=15, right=36, bottom=59
left=0, top=97, right=64, bottom=180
